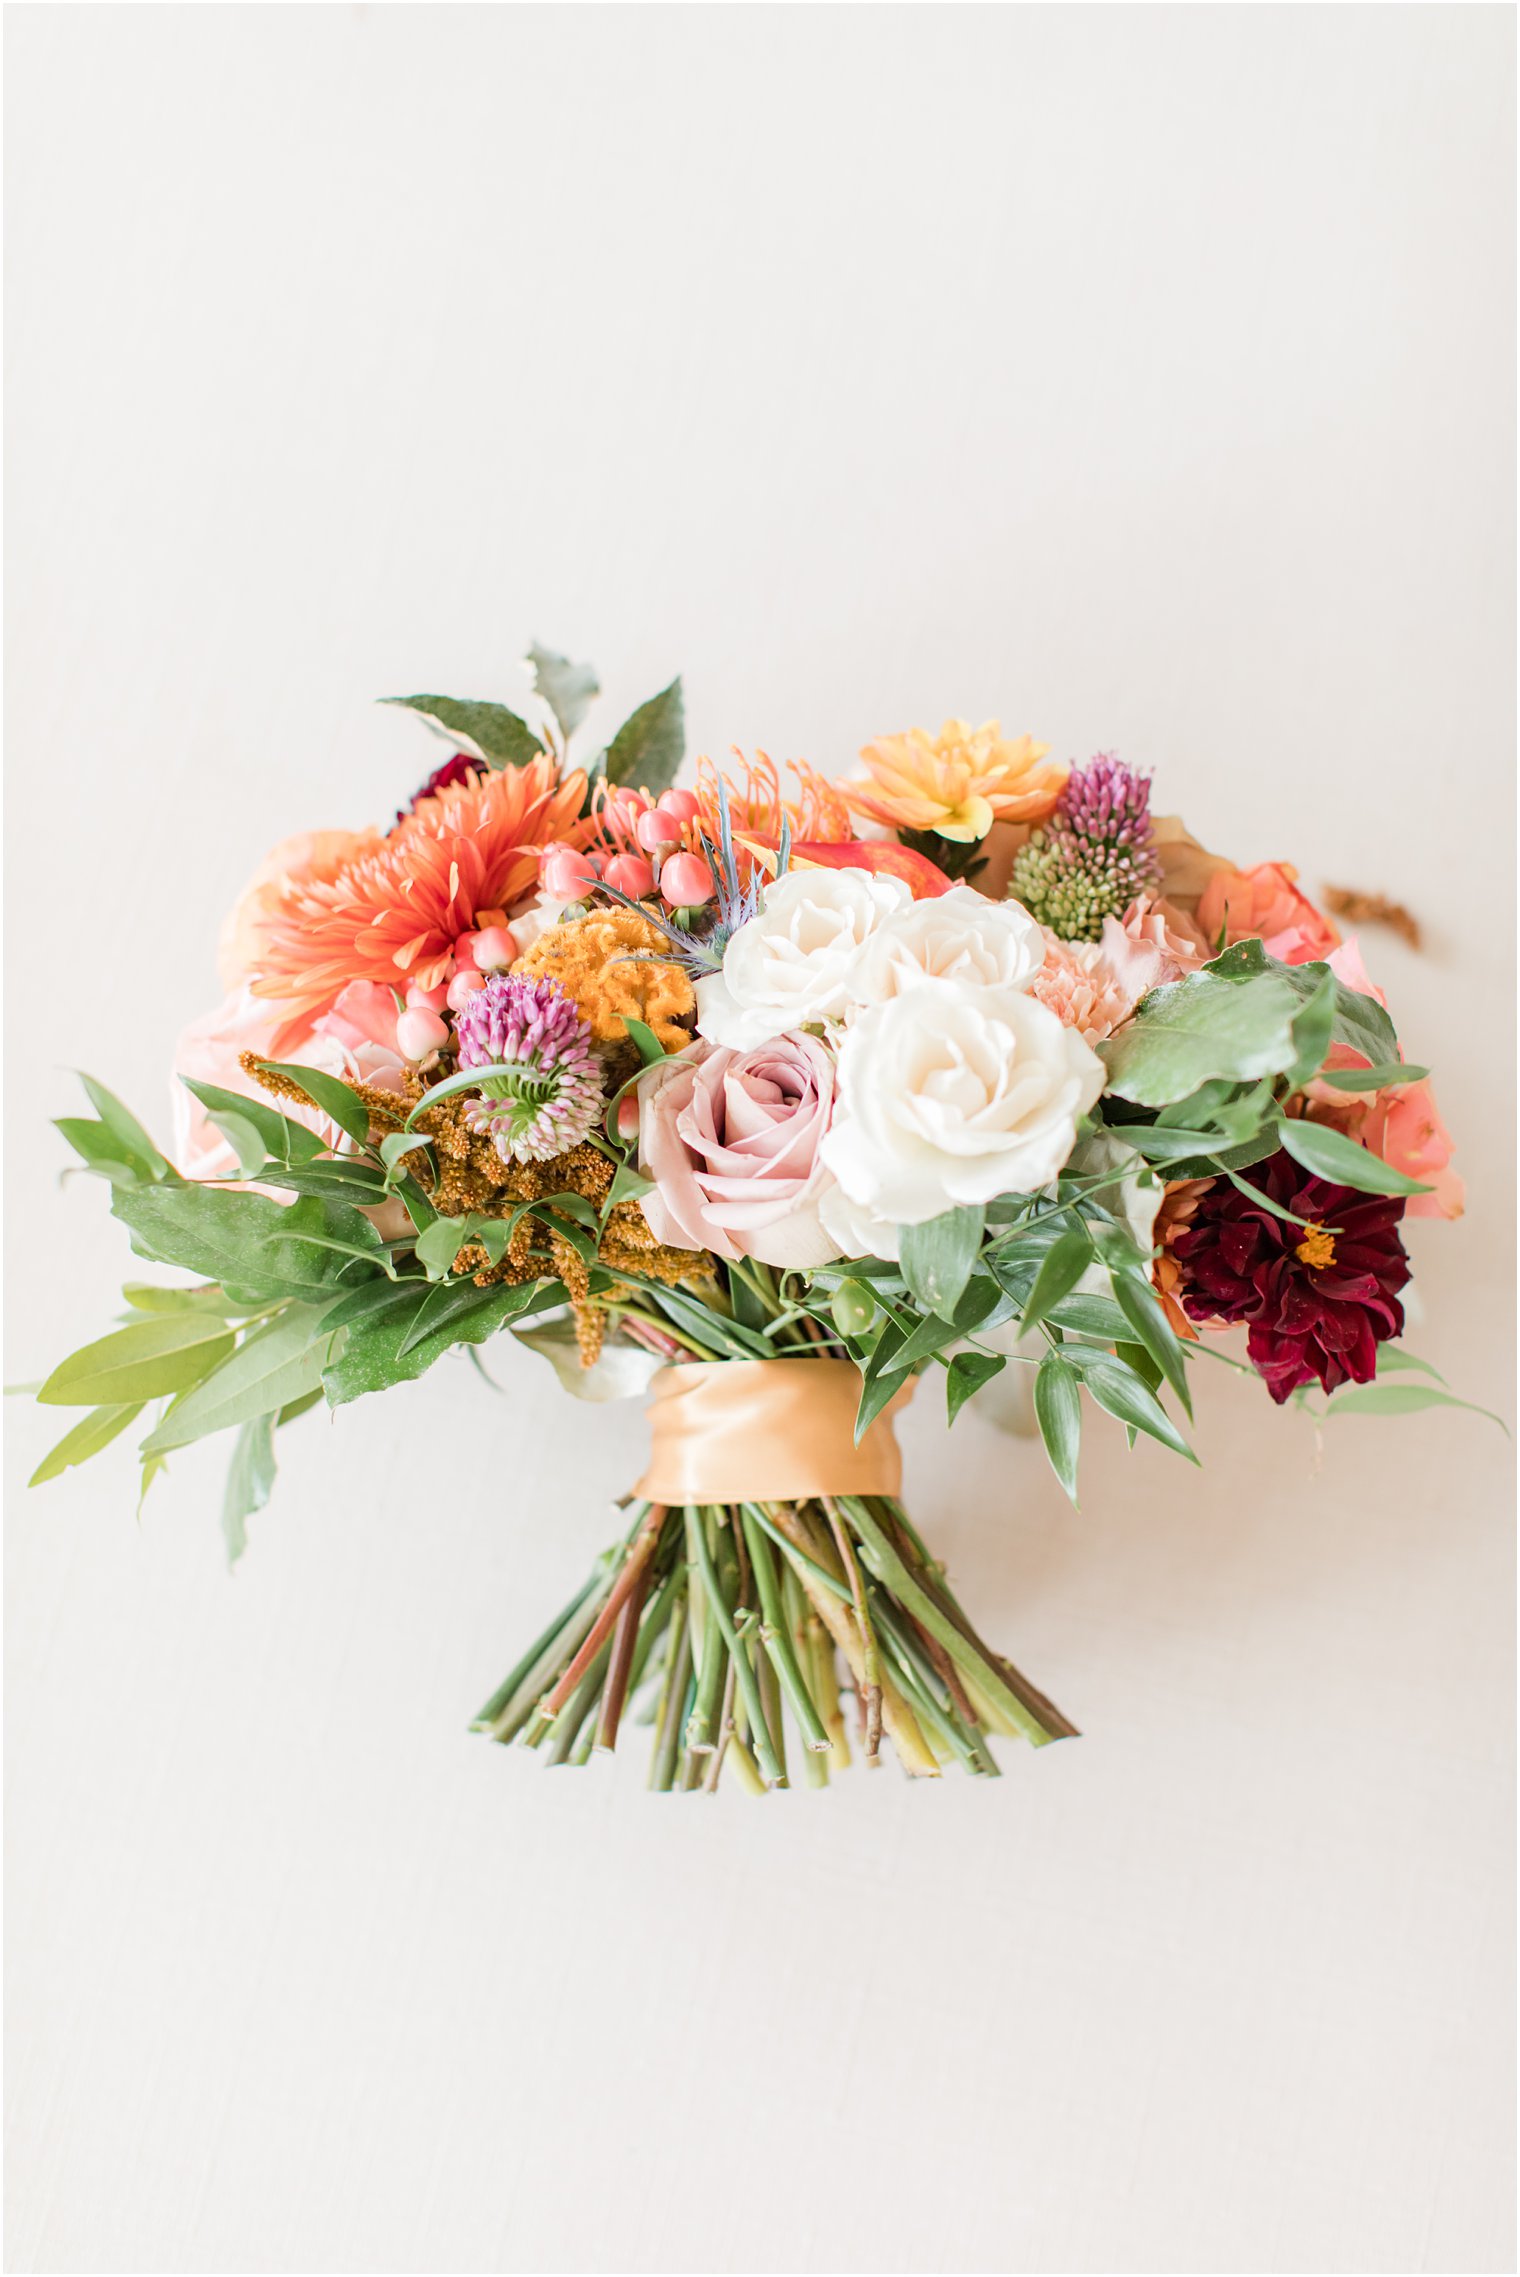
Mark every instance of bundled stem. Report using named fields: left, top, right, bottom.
left=474, top=1488, right=1075, bottom=1791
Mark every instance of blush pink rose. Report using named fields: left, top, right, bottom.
left=1195, top=861, right=1339, bottom=966
left=636, top=1031, right=844, bottom=1270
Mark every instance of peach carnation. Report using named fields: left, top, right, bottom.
left=1030, top=929, right=1144, bottom=1046
left=846, top=719, right=1068, bottom=843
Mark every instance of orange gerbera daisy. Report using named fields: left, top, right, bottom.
left=251, top=757, right=587, bottom=1048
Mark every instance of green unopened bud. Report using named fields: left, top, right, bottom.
left=830, top=1282, right=876, bottom=1338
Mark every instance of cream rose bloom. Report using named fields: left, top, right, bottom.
left=852, top=884, right=1045, bottom=1005
left=695, top=866, right=911, bottom=1050
left=820, top=981, right=1105, bottom=1223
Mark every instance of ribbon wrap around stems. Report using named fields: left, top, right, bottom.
left=633, top=1358, right=911, bottom=1507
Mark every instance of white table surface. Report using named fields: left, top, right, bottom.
left=5, top=9, right=1514, bottom=2272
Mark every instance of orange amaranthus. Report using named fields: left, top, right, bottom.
left=251, top=756, right=586, bottom=1049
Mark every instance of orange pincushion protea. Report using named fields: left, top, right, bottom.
left=250, top=757, right=587, bottom=1048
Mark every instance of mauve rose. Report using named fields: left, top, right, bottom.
left=636, top=1032, right=844, bottom=1270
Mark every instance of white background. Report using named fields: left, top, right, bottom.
left=5, top=7, right=1514, bottom=2273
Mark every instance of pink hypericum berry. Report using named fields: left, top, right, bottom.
left=616, top=1092, right=641, bottom=1141
left=635, top=808, right=674, bottom=853
left=660, top=788, right=700, bottom=824
left=472, top=925, right=518, bottom=972
left=447, top=968, right=487, bottom=1012
left=405, top=980, right=450, bottom=1012
left=659, top=851, right=715, bottom=908
left=396, top=1006, right=450, bottom=1062
left=541, top=845, right=601, bottom=900
left=604, top=853, right=657, bottom=898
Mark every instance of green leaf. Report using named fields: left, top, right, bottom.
left=208, top=1109, right=268, bottom=1180
left=946, top=1349, right=1005, bottom=1424
left=29, top=1402, right=145, bottom=1487
left=38, top=1315, right=236, bottom=1407
left=1033, top=1352, right=1082, bottom=1505
left=1374, top=1346, right=1447, bottom=1383
left=322, top=1277, right=555, bottom=1406
left=1100, top=968, right=1302, bottom=1107
left=1067, top=1350, right=1198, bottom=1461
left=1325, top=1381, right=1507, bottom=1429
left=621, top=1015, right=667, bottom=1068
left=1317, top=1062, right=1430, bottom=1093
left=382, top=694, right=545, bottom=770
left=604, top=1162, right=654, bottom=1209
left=379, top=1132, right=433, bottom=1174
left=1112, top=1271, right=1194, bottom=1419
left=112, top=1183, right=384, bottom=1306
left=900, top=1205, right=984, bottom=1320
left=602, top=677, right=684, bottom=797
left=221, top=1412, right=278, bottom=1567
left=181, top=1079, right=325, bottom=1165
left=526, top=644, right=599, bottom=742
left=142, top=1306, right=335, bottom=1453
left=1277, top=1117, right=1431, bottom=1196
left=78, top=1075, right=173, bottom=1181
left=54, top=1117, right=153, bottom=1185
left=250, top=1061, right=372, bottom=1150
left=1282, top=966, right=1338, bottom=1090
left=121, top=1283, right=258, bottom=1317
left=414, top=1216, right=472, bottom=1280
left=1014, top=1228, right=1093, bottom=1340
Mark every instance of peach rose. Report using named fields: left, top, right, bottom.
left=1194, top=861, right=1339, bottom=966
left=171, top=979, right=405, bottom=1181
left=1298, top=939, right=1462, bottom=1221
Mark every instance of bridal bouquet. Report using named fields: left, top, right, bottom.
left=30, top=649, right=1471, bottom=1790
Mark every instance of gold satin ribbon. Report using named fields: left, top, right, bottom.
left=634, top=1358, right=910, bottom=1506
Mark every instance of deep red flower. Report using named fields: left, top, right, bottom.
left=397, top=750, right=485, bottom=822
left=1169, top=1152, right=1410, bottom=1403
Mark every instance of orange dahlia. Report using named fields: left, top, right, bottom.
left=847, top=719, right=1068, bottom=842
left=250, top=757, right=587, bottom=1048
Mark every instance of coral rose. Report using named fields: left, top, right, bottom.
left=1194, top=861, right=1339, bottom=966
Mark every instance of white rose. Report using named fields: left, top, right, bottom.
left=695, top=866, right=911, bottom=1050
left=852, top=883, right=1046, bottom=1005
left=817, top=1178, right=902, bottom=1262
left=820, top=982, right=1105, bottom=1224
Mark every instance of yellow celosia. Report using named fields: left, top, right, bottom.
left=512, top=908, right=695, bottom=1052
left=846, top=718, right=1068, bottom=843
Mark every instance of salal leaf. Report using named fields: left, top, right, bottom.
left=1207, top=941, right=1400, bottom=1067
left=221, top=1411, right=278, bottom=1566
left=1033, top=1352, right=1082, bottom=1505
left=945, top=1349, right=1005, bottom=1424
left=38, top=1314, right=236, bottom=1407
left=900, top=1205, right=984, bottom=1320
left=602, top=677, right=684, bottom=797
left=382, top=694, right=545, bottom=770
left=30, top=1401, right=145, bottom=1487
left=526, top=644, right=599, bottom=742
left=322, top=1278, right=555, bottom=1406
left=1277, top=1117, right=1430, bottom=1196
left=112, top=1183, right=385, bottom=1305
left=1325, top=1380, right=1507, bottom=1429
left=1100, top=968, right=1302, bottom=1107
left=142, top=1305, right=336, bottom=1452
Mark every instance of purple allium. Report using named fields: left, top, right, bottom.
left=1007, top=753, right=1162, bottom=939
left=453, top=973, right=604, bottom=1163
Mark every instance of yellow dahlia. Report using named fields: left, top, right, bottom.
left=846, top=719, right=1068, bottom=843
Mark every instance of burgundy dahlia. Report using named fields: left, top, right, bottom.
left=397, top=751, right=485, bottom=822
left=1169, top=1152, right=1410, bottom=1404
